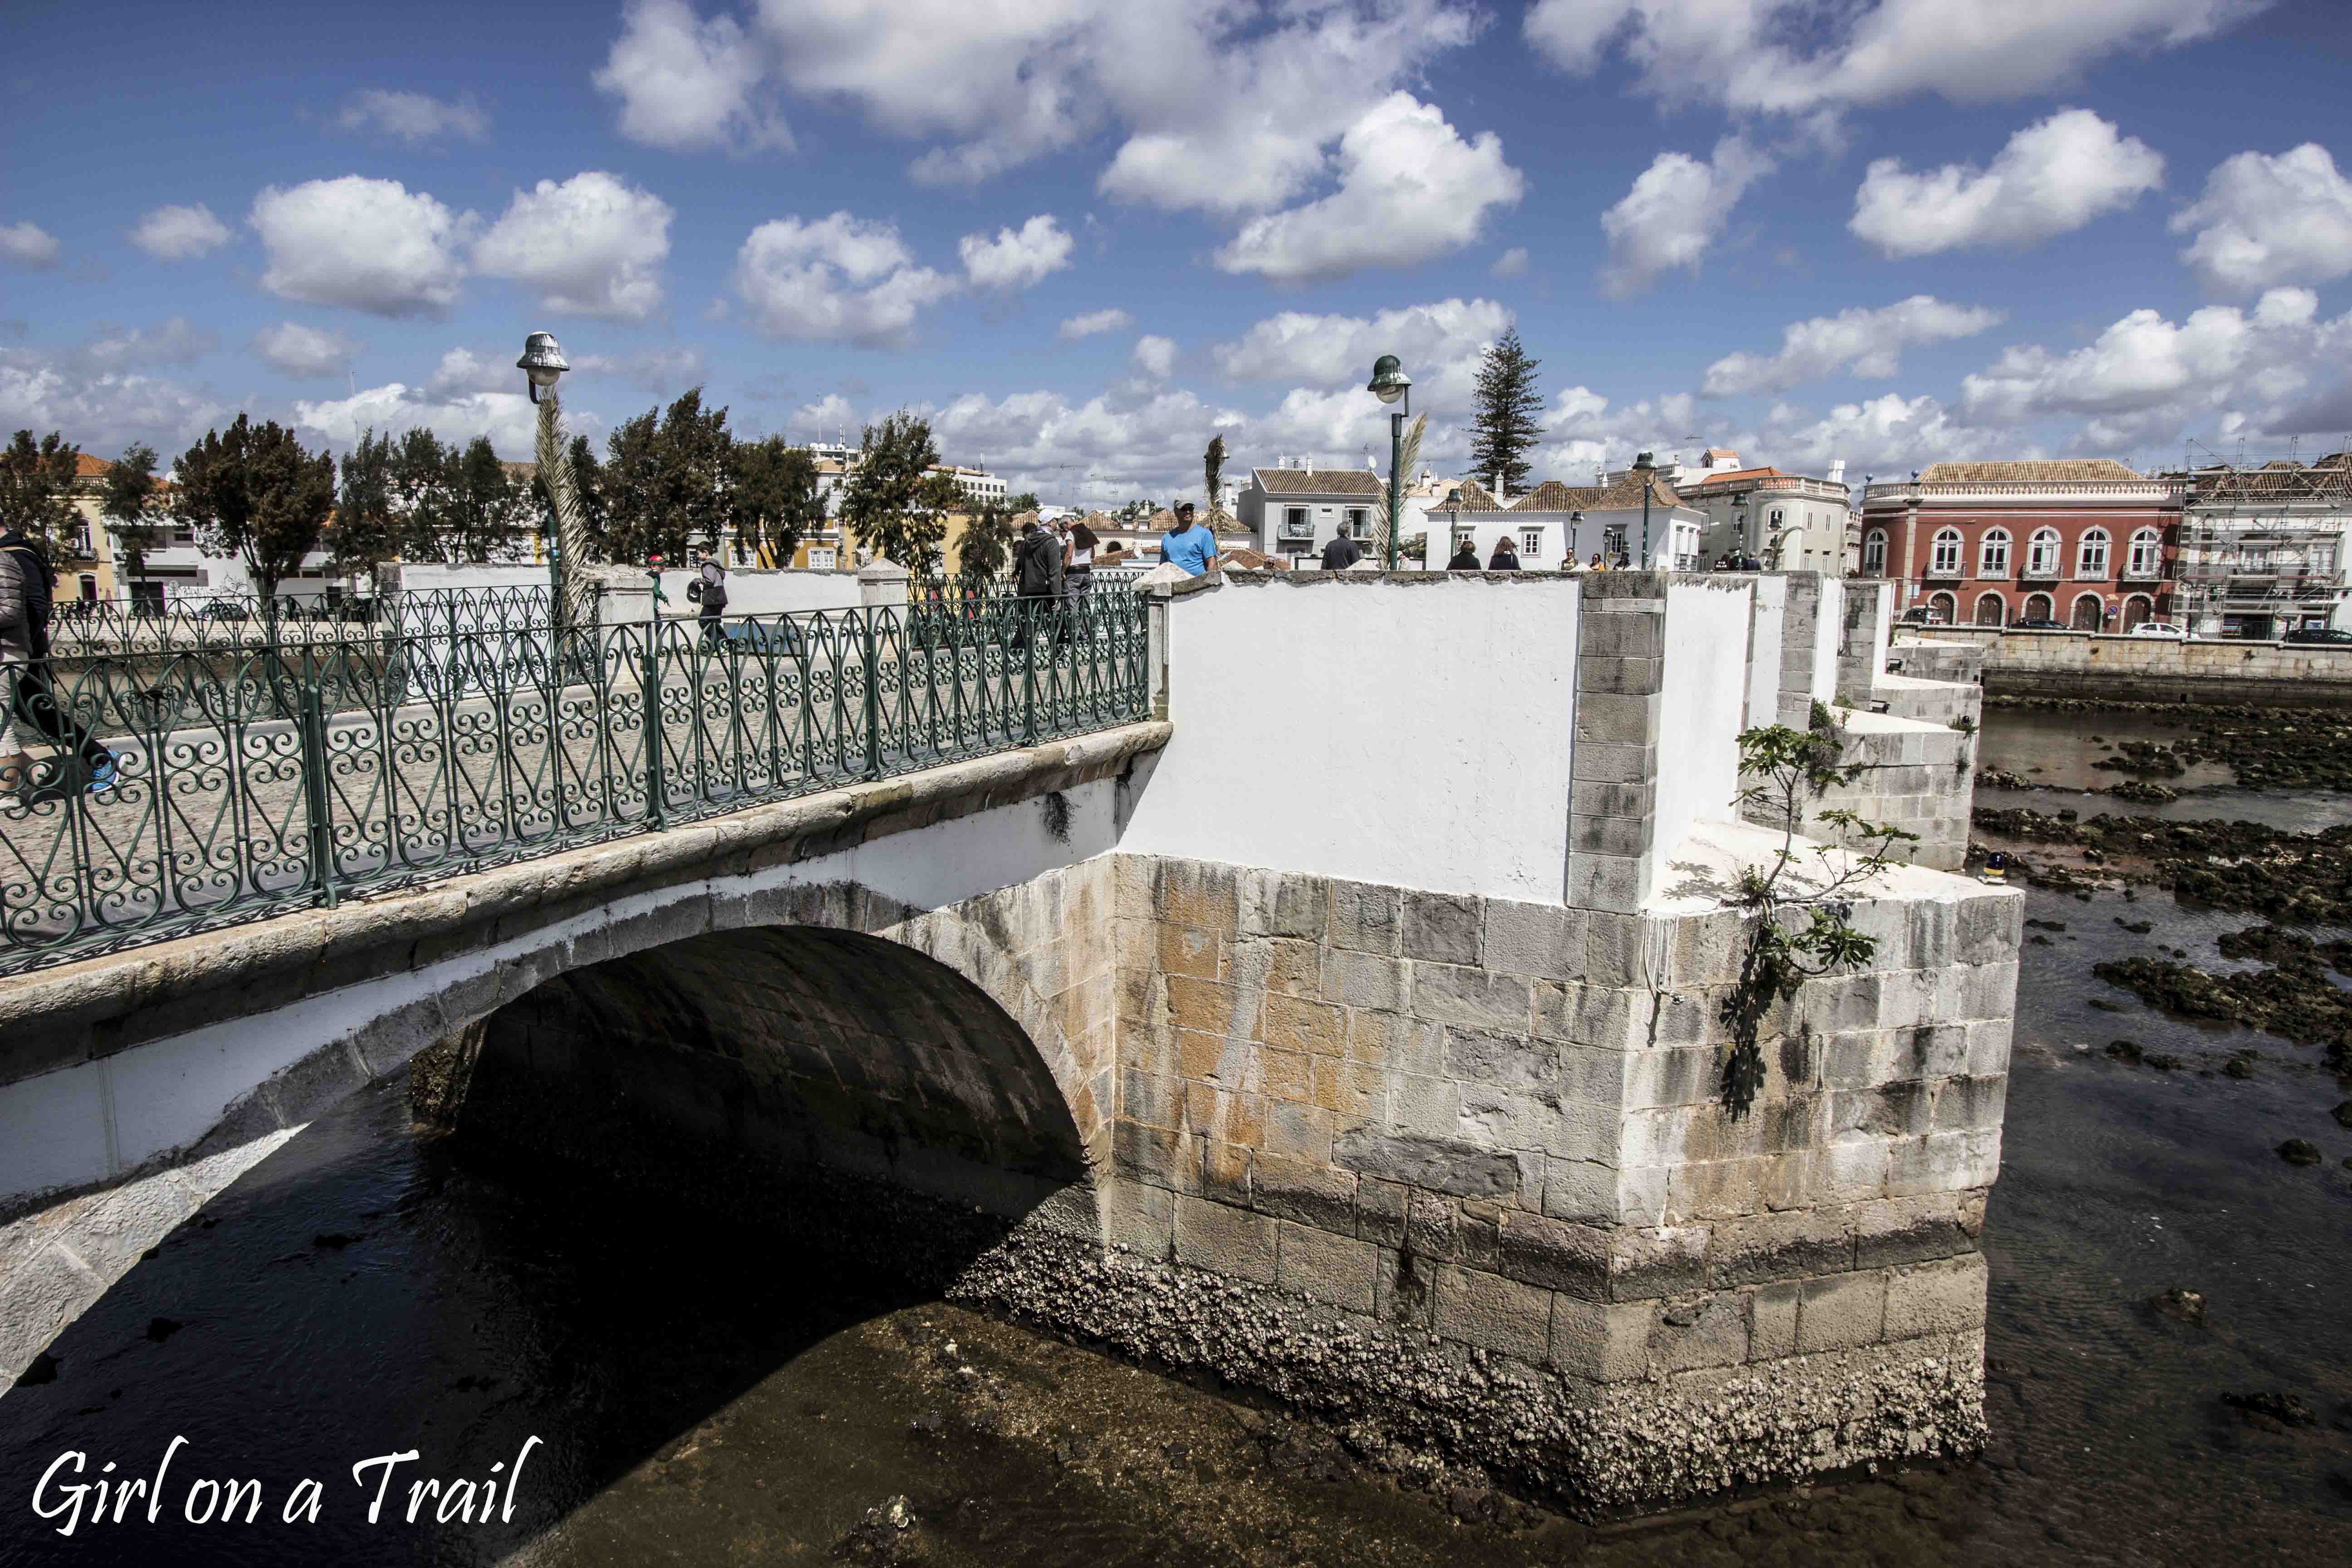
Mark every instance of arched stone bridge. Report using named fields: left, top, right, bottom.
left=0, top=571, right=2016, bottom=1514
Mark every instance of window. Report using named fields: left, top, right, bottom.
left=2126, top=527, right=2161, bottom=577
left=1453, top=524, right=1475, bottom=546
left=1929, top=528, right=1962, bottom=575
left=1344, top=508, right=1367, bottom=538
left=2077, top=528, right=2110, bottom=578
left=1282, top=506, right=1311, bottom=539
left=1520, top=529, right=1542, bottom=557
left=2025, top=528, right=2060, bottom=576
left=807, top=547, right=837, bottom=570
left=1979, top=528, right=2010, bottom=577
left=1862, top=529, right=1887, bottom=574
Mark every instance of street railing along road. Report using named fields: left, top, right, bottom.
left=0, top=592, right=1150, bottom=976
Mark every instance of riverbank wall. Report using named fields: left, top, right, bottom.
left=1920, top=627, right=2352, bottom=705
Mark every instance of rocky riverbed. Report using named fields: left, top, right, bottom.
left=1980, top=697, right=2352, bottom=793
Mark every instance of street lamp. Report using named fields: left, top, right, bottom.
left=1568, top=510, right=1584, bottom=568
left=1366, top=354, right=1411, bottom=570
left=519, top=330, right=588, bottom=628
left=1633, top=451, right=1656, bottom=569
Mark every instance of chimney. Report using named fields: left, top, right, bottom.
left=1827, top=459, right=1846, bottom=485
left=1304, top=454, right=1313, bottom=475
left=1491, top=470, right=1506, bottom=505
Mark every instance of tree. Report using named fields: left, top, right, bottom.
left=1005, top=491, right=1040, bottom=514
left=170, top=415, right=336, bottom=601
left=0, top=430, right=83, bottom=556
left=327, top=429, right=402, bottom=581
left=957, top=499, right=1019, bottom=589
left=599, top=388, right=733, bottom=564
left=1203, top=435, right=1230, bottom=529
left=1469, top=328, right=1544, bottom=495
left=436, top=437, right=529, bottom=564
left=727, top=436, right=821, bottom=565
left=841, top=410, right=945, bottom=575
left=532, top=434, right=606, bottom=564
left=99, top=443, right=165, bottom=588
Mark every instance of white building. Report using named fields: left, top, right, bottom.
left=2172, top=453, right=2352, bottom=637
left=1238, top=460, right=1386, bottom=568
left=1420, top=472, right=1705, bottom=571
left=1673, top=461, right=1854, bottom=574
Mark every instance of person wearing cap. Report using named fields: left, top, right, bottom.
left=1160, top=502, right=1218, bottom=577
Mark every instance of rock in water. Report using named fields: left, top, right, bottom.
left=2151, top=1288, right=2206, bottom=1325
left=2223, top=1390, right=2318, bottom=1427
left=2278, top=1139, right=2323, bottom=1166
left=2333, top=1101, right=2352, bottom=1129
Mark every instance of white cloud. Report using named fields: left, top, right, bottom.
left=1758, top=393, right=1990, bottom=474
left=1132, top=335, right=1176, bottom=379
left=423, top=348, right=514, bottom=399
left=0, top=345, right=222, bottom=456
left=1599, top=137, right=1771, bottom=297
left=292, top=381, right=548, bottom=459
left=1850, top=109, right=2163, bottom=256
left=1535, top=385, right=1700, bottom=480
left=252, top=321, right=364, bottom=379
left=1490, top=246, right=1529, bottom=278
left=573, top=346, right=709, bottom=395
left=794, top=393, right=859, bottom=434
left=336, top=88, right=489, bottom=143
left=1526, top=0, right=2260, bottom=120
left=1213, top=94, right=1524, bottom=280
left=250, top=176, right=473, bottom=318
left=595, top=0, right=787, bottom=152
left=0, top=222, right=60, bottom=270
left=2171, top=142, right=2352, bottom=294
left=958, top=214, right=1073, bottom=290
left=732, top=212, right=958, bottom=347
left=1212, top=297, right=1512, bottom=413
left=81, top=318, right=216, bottom=372
left=1960, top=287, right=2322, bottom=425
left=128, top=203, right=230, bottom=262
left=1058, top=308, right=1132, bottom=340
left=1703, top=297, right=2006, bottom=397
left=473, top=172, right=673, bottom=320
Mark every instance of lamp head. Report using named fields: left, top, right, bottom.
left=1632, top=451, right=1655, bottom=472
left=1365, top=353, right=1411, bottom=404
left=517, top=331, right=569, bottom=402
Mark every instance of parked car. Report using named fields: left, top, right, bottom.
left=1896, top=607, right=1949, bottom=626
left=196, top=601, right=250, bottom=622
left=2010, top=617, right=2067, bottom=631
left=2283, top=626, right=2352, bottom=645
left=2127, top=622, right=2189, bottom=640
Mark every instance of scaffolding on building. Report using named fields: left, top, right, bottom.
left=2167, top=440, right=2352, bottom=631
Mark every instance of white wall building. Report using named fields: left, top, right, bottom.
left=1238, top=460, right=1386, bottom=567
left=1421, top=473, right=1705, bottom=571
left=1674, top=461, right=1854, bottom=574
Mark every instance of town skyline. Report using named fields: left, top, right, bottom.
left=5, top=0, right=2351, bottom=504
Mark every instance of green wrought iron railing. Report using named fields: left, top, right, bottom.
left=48, top=586, right=557, bottom=656
left=0, top=593, right=1150, bottom=976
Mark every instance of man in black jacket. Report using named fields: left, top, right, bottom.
left=0, top=528, right=116, bottom=799
left=1319, top=529, right=1364, bottom=570
left=1012, top=516, right=1063, bottom=647
left=1446, top=539, right=1480, bottom=570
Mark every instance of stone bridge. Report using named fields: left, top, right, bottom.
left=0, top=570, right=2014, bottom=1514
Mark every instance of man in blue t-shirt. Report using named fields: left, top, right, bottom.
left=1160, top=503, right=1218, bottom=576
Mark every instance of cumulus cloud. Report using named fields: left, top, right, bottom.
left=0, top=222, right=60, bottom=270
left=1131, top=335, right=1176, bottom=379
left=1211, top=297, right=1511, bottom=411
left=1490, top=246, right=1529, bottom=278
left=252, top=321, right=364, bottom=379
left=573, top=345, right=709, bottom=395
left=1214, top=94, right=1524, bottom=279
left=958, top=215, right=1073, bottom=290
left=1058, top=308, right=1132, bottom=340
left=2171, top=142, right=2352, bottom=294
left=794, top=393, right=859, bottom=434
left=336, top=88, right=490, bottom=143
left=1756, top=393, right=1991, bottom=474
left=1960, top=288, right=2323, bottom=426
left=1702, top=297, right=2006, bottom=397
left=1526, top=0, right=2259, bottom=120
left=732, top=212, right=958, bottom=347
left=1850, top=109, right=2163, bottom=256
left=595, top=0, right=786, bottom=152
left=128, top=203, right=230, bottom=262
left=81, top=318, right=217, bottom=372
left=473, top=172, right=673, bottom=319
left=0, top=343, right=222, bottom=455
left=1599, top=137, right=1771, bottom=297
left=250, top=176, right=473, bottom=318
left=292, top=381, right=547, bottom=459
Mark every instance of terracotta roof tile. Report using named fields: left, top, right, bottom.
left=1428, top=477, right=1505, bottom=512
left=74, top=453, right=110, bottom=479
left=1916, top=460, right=2141, bottom=483
left=1252, top=466, right=1384, bottom=497
left=1509, top=473, right=1683, bottom=511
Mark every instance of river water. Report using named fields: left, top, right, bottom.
left=5, top=705, right=2349, bottom=1567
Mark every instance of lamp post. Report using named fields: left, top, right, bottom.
left=1366, top=354, right=1411, bottom=570
left=518, top=330, right=587, bottom=629
left=1568, top=509, right=1584, bottom=568
left=1633, top=450, right=1656, bottom=569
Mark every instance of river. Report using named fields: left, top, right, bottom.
left=4, top=702, right=2348, bottom=1566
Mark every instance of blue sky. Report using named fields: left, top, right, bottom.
left=3, top=0, right=2350, bottom=505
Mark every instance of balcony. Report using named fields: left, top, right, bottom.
left=1279, top=521, right=1315, bottom=541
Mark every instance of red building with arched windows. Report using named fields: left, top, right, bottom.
left=1855, top=461, right=2184, bottom=629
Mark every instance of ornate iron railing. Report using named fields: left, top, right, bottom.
left=47, top=586, right=556, bottom=655
left=0, top=594, right=1150, bottom=975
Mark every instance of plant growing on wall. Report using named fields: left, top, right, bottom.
left=1719, top=705, right=1918, bottom=1118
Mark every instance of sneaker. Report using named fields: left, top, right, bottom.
left=84, top=754, right=118, bottom=794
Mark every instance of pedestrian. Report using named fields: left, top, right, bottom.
left=1739, top=550, right=1761, bottom=572
left=1013, top=514, right=1063, bottom=647
left=1487, top=535, right=1520, bottom=571
left=1588, top=552, right=1607, bottom=572
left=1320, top=525, right=1364, bottom=571
left=1160, top=502, right=1219, bottom=577
left=0, top=526, right=116, bottom=802
left=1065, top=519, right=1098, bottom=601
left=688, top=549, right=729, bottom=645
left=1446, top=538, right=1480, bottom=570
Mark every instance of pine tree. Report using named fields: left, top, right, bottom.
left=1469, top=328, right=1544, bottom=495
